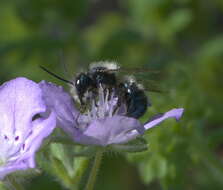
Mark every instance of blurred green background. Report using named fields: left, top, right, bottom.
left=1, top=0, right=223, bottom=189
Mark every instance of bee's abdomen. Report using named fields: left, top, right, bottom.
left=126, top=90, right=148, bottom=118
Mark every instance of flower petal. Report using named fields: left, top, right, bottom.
left=39, top=81, right=80, bottom=131
left=144, top=108, right=184, bottom=130
left=0, top=77, right=46, bottom=143
left=18, top=111, right=56, bottom=168
left=121, top=108, right=184, bottom=141
left=74, top=116, right=144, bottom=146
left=0, top=77, right=56, bottom=179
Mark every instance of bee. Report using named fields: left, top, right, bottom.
left=40, top=61, right=154, bottom=118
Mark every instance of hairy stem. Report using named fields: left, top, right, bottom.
left=85, top=149, right=103, bottom=190
left=6, top=176, right=25, bottom=190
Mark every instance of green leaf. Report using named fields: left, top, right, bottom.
left=111, top=138, right=148, bottom=153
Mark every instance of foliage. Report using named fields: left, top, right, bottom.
left=0, top=0, right=223, bottom=189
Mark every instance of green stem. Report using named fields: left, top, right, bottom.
left=6, top=176, right=25, bottom=190
left=85, top=150, right=103, bottom=190
left=0, top=181, right=8, bottom=190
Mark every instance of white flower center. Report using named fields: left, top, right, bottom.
left=87, top=86, right=119, bottom=119
left=76, top=86, right=127, bottom=128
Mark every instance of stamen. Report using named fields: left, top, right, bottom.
left=91, top=100, right=97, bottom=119
left=86, top=84, right=127, bottom=121
left=98, top=85, right=105, bottom=107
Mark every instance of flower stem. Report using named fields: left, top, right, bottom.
left=0, top=181, right=8, bottom=190
left=85, top=149, right=103, bottom=190
left=6, top=176, right=25, bottom=190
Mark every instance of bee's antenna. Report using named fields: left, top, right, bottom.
left=59, top=49, right=72, bottom=78
left=40, top=65, right=74, bottom=85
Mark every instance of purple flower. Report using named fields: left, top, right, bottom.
left=40, top=81, right=184, bottom=147
left=0, top=78, right=56, bottom=179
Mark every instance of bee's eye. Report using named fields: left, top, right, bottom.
left=76, top=79, right=80, bottom=85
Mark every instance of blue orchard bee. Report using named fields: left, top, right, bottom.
left=40, top=61, right=152, bottom=118
left=74, top=62, right=151, bottom=118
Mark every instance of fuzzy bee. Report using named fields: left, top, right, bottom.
left=41, top=61, right=152, bottom=118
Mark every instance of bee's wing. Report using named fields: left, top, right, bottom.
left=118, top=69, right=165, bottom=93
left=135, top=76, right=167, bottom=93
